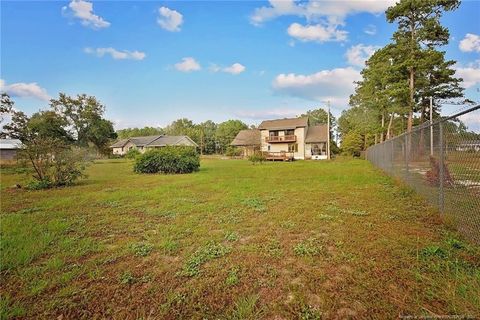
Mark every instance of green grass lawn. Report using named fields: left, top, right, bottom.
left=1, top=158, right=479, bottom=319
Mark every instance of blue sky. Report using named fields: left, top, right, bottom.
left=1, top=0, right=479, bottom=129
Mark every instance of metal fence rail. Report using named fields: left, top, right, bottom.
left=366, top=105, right=480, bottom=244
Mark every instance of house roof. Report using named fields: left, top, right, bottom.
left=148, top=135, right=198, bottom=147
left=305, top=125, right=328, bottom=143
left=110, top=135, right=198, bottom=148
left=258, top=117, right=308, bottom=130
left=129, top=135, right=164, bottom=147
left=231, top=130, right=261, bottom=146
left=0, top=139, right=22, bottom=150
left=110, top=139, right=129, bottom=148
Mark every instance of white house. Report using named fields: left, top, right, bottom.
left=231, top=117, right=329, bottom=160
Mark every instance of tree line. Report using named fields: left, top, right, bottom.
left=116, top=107, right=339, bottom=155
left=338, top=0, right=474, bottom=156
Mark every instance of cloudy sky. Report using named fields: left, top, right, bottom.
left=1, top=0, right=479, bottom=129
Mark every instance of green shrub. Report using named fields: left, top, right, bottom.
left=225, top=146, right=242, bottom=157
left=125, top=148, right=141, bottom=159
left=134, top=146, right=200, bottom=174
left=26, top=179, right=52, bottom=190
left=248, top=152, right=266, bottom=164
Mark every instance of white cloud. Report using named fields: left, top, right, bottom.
left=455, top=64, right=480, bottom=88
left=157, top=7, right=183, bottom=32
left=209, top=63, right=246, bottom=75
left=364, top=24, right=377, bottom=36
left=345, top=44, right=380, bottom=67
left=174, top=57, right=201, bottom=72
left=62, top=0, right=110, bottom=29
left=287, top=22, right=347, bottom=43
left=0, top=79, right=51, bottom=101
left=84, top=47, right=146, bottom=60
left=458, top=112, right=480, bottom=131
left=251, top=0, right=394, bottom=43
left=222, top=63, right=246, bottom=75
left=459, top=33, right=480, bottom=53
left=250, top=0, right=394, bottom=26
left=272, top=67, right=361, bottom=107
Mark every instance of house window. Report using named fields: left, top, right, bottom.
left=268, top=145, right=271, bottom=151
left=269, top=131, right=279, bottom=137
left=288, top=143, right=298, bottom=152
left=311, top=143, right=326, bottom=155
left=285, top=129, right=294, bottom=136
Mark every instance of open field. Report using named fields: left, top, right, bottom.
left=1, top=158, right=479, bottom=319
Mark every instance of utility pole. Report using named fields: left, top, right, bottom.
left=430, top=96, right=433, bottom=156
left=327, top=101, right=331, bottom=160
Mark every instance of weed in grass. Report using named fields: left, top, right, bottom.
left=294, top=238, right=322, bottom=257
left=261, top=239, right=283, bottom=258
left=181, top=241, right=230, bottom=277
left=120, top=271, right=135, bottom=285
left=421, top=245, right=446, bottom=259
left=226, top=267, right=239, bottom=286
left=325, top=205, right=342, bottom=215
left=280, top=220, right=296, bottom=229
left=153, top=210, right=177, bottom=219
left=15, top=207, right=43, bottom=214
left=229, top=294, right=261, bottom=320
left=225, top=231, right=239, bottom=242
left=446, top=238, right=464, bottom=249
left=0, top=295, right=26, bottom=319
left=344, top=209, right=369, bottom=216
left=318, top=213, right=334, bottom=221
left=218, top=209, right=242, bottom=224
left=242, top=198, right=266, bottom=213
left=299, top=305, right=322, bottom=320
left=161, top=238, right=179, bottom=255
left=29, top=279, right=49, bottom=295
left=99, top=200, right=122, bottom=208
left=131, top=242, right=154, bottom=257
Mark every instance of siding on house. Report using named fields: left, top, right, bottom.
left=231, top=117, right=328, bottom=160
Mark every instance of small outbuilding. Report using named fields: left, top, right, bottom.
left=230, top=129, right=261, bottom=158
left=0, top=139, right=22, bottom=162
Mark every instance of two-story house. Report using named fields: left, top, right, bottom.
left=231, top=117, right=329, bottom=160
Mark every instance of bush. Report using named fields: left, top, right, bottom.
left=248, top=152, right=266, bottom=165
left=125, top=148, right=141, bottom=159
left=21, top=145, right=87, bottom=190
left=134, top=146, right=200, bottom=174
left=225, top=146, right=242, bottom=157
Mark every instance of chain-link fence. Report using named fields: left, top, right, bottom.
left=366, top=105, right=480, bottom=244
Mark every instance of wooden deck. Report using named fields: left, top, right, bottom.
left=264, top=151, right=294, bottom=161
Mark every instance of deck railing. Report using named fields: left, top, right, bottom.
left=265, top=135, right=296, bottom=143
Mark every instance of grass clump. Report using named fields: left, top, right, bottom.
left=181, top=241, right=230, bottom=277
left=131, top=242, right=154, bottom=257
left=299, top=305, right=322, bottom=320
left=120, top=271, right=135, bottom=285
left=242, top=198, right=266, bottom=213
left=229, top=294, right=261, bottom=320
left=225, top=267, right=240, bottom=286
left=294, top=238, right=322, bottom=257
left=224, top=231, right=239, bottom=242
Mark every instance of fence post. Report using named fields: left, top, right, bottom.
left=404, top=134, right=409, bottom=181
left=439, top=122, right=445, bottom=214
left=391, top=140, right=394, bottom=174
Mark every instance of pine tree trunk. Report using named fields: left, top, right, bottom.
left=380, top=112, right=385, bottom=142
left=387, top=113, right=394, bottom=139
